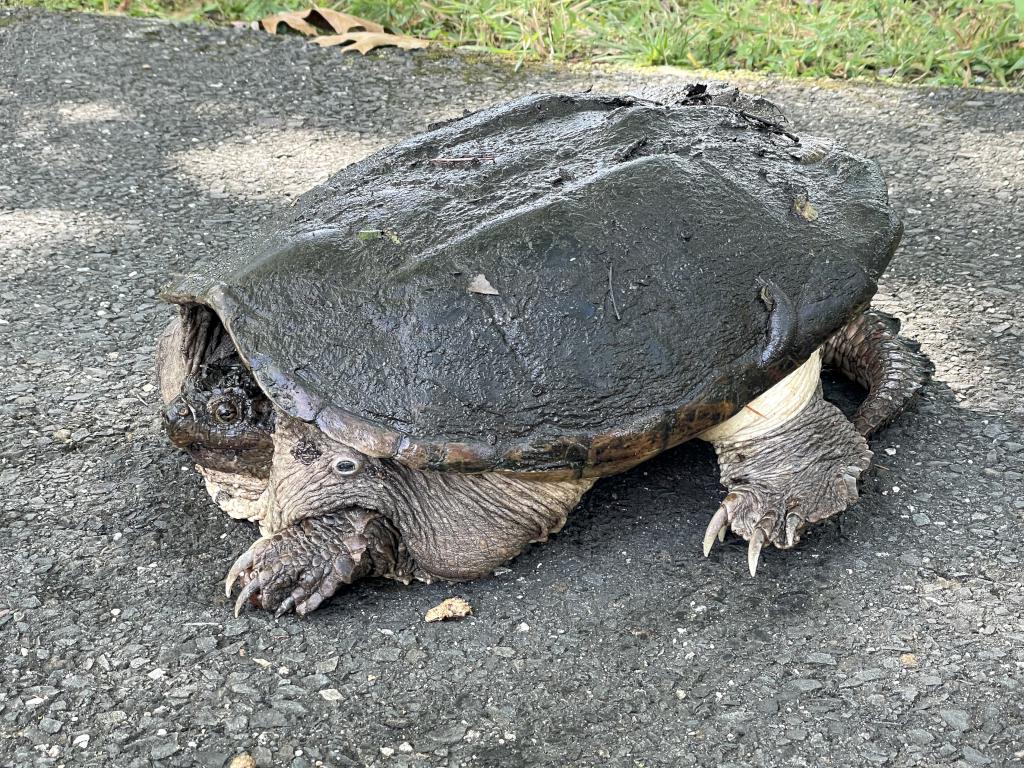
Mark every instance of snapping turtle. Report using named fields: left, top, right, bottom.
left=157, top=92, right=930, bottom=616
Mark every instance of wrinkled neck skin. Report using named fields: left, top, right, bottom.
left=246, top=415, right=593, bottom=581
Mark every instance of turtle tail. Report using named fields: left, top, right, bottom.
left=822, top=309, right=933, bottom=436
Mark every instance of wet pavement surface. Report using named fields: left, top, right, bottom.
left=2, top=8, right=1023, bottom=767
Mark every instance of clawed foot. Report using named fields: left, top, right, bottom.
left=225, top=510, right=399, bottom=617
left=702, top=389, right=872, bottom=576
left=702, top=460, right=866, bottom=575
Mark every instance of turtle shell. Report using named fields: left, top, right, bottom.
left=164, top=92, right=901, bottom=479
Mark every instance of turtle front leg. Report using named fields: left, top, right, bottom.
left=226, top=509, right=411, bottom=617
left=699, top=349, right=871, bottom=574
left=822, top=308, right=933, bottom=436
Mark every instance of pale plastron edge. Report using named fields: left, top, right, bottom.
left=699, top=348, right=822, bottom=444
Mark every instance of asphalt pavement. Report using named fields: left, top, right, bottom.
left=1, top=8, right=1023, bottom=767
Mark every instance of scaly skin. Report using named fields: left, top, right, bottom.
left=227, top=509, right=413, bottom=617
left=225, top=416, right=593, bottom=615
left=703, top=386, right=872, bottom=574
left=822, top=309, right=932, bottom=436
left=700, top=308, right=930, bottom=574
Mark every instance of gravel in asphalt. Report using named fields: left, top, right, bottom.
left=1, top=8, right=1023, bottom=767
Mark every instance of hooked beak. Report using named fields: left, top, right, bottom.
left=162, top=399, right=195, bottom=446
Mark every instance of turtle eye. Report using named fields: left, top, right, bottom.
left=210, top=398, right=241, bottom=424
left=332, top=457, right=362, bottom=476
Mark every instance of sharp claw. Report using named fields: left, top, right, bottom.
left=274, top=596, right=295, bottom=618
left=842, top=472, right=859, bottom=499
left=748, top=529, right=766, bottom=577
left=718, top=525, right=727, bottom=543
left=225, top=539, right=271, bottom=596
left=702, top=505, right=730, bottom=557
left=234, top=577, right=262, bottom=617
left=226, top=550, right=255, bottom=597
left=785, top=514, right=802, bottom=548
left=295, top=591, right=325, bottom=618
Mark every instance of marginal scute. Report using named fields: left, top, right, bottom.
left=163, top=91, right=902, bottom=476
left=586, top=422, right=668, bottom=474
left=316, top=405, right=403, bottom=458
left=666, top=399, right=736, bottom=447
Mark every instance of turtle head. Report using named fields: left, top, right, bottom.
left=163, top=361, right=276, bottom=478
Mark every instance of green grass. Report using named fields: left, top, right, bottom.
left=18, top=0, right=1024, bottom=87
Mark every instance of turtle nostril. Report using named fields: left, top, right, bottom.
left=164, top=402, right=192, bottom=426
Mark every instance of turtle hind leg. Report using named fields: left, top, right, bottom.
left=700, top=353, right=871, bottom=574
left=823, top=309, right=933, bottom=436
left=225, top=509, right=412, bottom=617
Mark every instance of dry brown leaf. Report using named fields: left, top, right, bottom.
left=314, top=6, right=384, bottom=35
left=467, top=274, right=499, bottom=295
left=424, top=597, right=473, bottom=623
left=259, top=7, right=428, bottom=53
left=261, top=7, right=389, bottom=38
left=227, top=755, right=256, bottom=768
left=260, top=10, right=321, bottom=36
left=313, top=32, right=431, bottom=55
